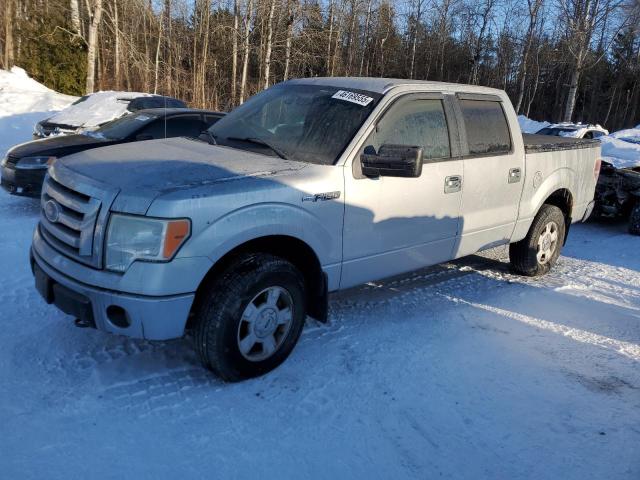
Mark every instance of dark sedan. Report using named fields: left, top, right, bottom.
left=1, top=108, right=224, bottom=197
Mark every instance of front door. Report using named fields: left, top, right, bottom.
left=341, top=93, right=464, bottom=289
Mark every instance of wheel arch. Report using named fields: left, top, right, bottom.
left=542, top=188, right=574, bottom=243
left=188, top=235, right=328, bottom=329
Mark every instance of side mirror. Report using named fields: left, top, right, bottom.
left=360, top=144, right=423, bottom=178
left=135, top=133, right=153, bottom=141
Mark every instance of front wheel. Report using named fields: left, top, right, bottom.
left=509, top=204, right=566, bottom=276
left=194, top=253, right=306, bottom=381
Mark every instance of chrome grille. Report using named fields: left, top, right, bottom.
left=40, top=176, right=101, bottom=262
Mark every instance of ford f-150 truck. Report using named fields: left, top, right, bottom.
left=30, top=78, right=601, bottom=381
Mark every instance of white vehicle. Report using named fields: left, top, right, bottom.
left=536, top=122, right=608, bottom=139
left=33, top=91, right=187, bottom=138
left=31, top=78, right=601, bottom=381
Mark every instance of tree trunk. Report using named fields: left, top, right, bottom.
left=263, top=0, right=276, bottom=89
left=563, top=55, right=582, bottom=122
left=326, top=0, right=334, bottom=74
left=153, top=21, right=162, bottom=94
left=113, top=0, right=120, bottom=89
left=359, top=0, right=372, bottom=76
left=283, top=2, right=295, bottom=80
left=70, top=0, right=82, bottom=36
left=239, top=0, right=254, bottom=104
left=85, top=0, right=103, bottom=94
left=231, top=0, right=239, bottom=104
left=3, top=0, right=14, bottom=69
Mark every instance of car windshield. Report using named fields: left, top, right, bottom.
left=207, top=84, right=382, bottom=165
left=85, top=113, right=158, bottom=140
left=536, top=127, right=577, bottom=136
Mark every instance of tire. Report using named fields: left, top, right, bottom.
left=629, top=200, right=640, bottom=236
left=194, top=253, right=306, bottom=382
left=509, top=204, right=566, bottom=276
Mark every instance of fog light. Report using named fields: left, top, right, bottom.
left=106, top=305, right=130, bottom=328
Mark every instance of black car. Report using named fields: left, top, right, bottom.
left=1, top=108, right=224, bottom=197
left=33, top=93, right=188, bottom=139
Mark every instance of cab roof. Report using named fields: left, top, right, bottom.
left=284, top=77, right=505, bottom=96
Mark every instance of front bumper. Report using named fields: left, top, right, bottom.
left=1, top=163, right=45, bottom=197
left=31, top=248, right=195, bottom=340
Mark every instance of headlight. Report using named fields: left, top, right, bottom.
left=105, top=214, right=191, bottom=273
left=15, top=156, right=56, bottom=170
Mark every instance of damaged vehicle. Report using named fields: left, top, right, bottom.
left=594, top=161, right=640, bottom=234
left=536, top=123, right=608, bottom=140
left=33, top=91, right=187, bottom=139
left=30, top=78, right=601, bottom=381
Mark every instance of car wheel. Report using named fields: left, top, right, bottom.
left=509, top=204, right=566, bottom=276
left=194, top=253, right=306, bottom=381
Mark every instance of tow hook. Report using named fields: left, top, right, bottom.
left=74, top=317, right=93, bottom=328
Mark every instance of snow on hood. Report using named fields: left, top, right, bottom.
left=600, top=125, right=640, bottom=169
left=517, top=115, right=550, bottom=133
left=46, top=91, right=153, bottom=128
left=0, top=67, right=77, bottom=156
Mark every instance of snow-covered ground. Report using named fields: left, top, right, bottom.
left=0, top=67, right=76, bottom=156
left=1, top=72, right=639, bottom=479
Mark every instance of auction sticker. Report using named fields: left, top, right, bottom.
left=332, top=90, right=374, bottom=106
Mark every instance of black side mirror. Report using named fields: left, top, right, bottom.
left=135, top=133, right=153, bottom=141
left=360, top=144, right=423, bottom=178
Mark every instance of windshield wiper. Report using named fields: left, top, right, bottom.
left=199, top=130, right=218, bottom=145
left=227, top=136, right=288, bottom=160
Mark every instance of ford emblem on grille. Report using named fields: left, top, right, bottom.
left=44, top=199, right=61, bottom=223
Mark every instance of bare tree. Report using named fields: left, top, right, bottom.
left=263, top=0, right=277, bottom=88
left=559, top=0, right=625, bottom=121
left=85, top=0, right=103, bottom=93
left=239, top=0, right=255, bottom=104
left=515, top=0, right=544, bottom=113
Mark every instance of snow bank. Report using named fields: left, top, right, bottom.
left=518, top=115, right=549, bottom=133
left=600, top=125, right=640, bottom=169
left=0, top=67, right=77, bottom=156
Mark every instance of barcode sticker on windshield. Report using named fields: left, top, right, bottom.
left=332, top=90, right=374, bottom=106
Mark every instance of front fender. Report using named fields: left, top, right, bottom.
left=184, top=201, right=342, bottom=276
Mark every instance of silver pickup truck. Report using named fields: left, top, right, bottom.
left=30, top=78, right=601, bottom=381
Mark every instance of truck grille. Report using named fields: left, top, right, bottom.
left=40, top=175, right=102, bottom=265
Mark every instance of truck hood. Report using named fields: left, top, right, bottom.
left=56, top=137, right=307, bottom=214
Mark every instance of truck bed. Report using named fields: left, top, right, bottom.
left=523, top=133, right=599, bottom=153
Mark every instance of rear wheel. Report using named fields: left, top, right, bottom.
left=509, top=204, right=566, bottom=276
left=629, top=200, right=640, bottom=236
left=194, top=253, right=306, bottom=381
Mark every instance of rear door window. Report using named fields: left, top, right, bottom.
left=459, top=99, right=511, bottom=155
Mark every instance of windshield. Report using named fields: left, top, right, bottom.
left=207, top=84, right=382, bottom=165
left=536, top=127, right=577, bottom=136
left=85, top=113, right=158, bottom=140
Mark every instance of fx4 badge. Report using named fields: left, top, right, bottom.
left=302, top=191, right=341, bottom=202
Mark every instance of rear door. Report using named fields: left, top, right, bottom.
left=454, top=93, right=524, bottom=257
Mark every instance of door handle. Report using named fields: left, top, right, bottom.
left=508, top=167, right=522, bottom=183
left=444, top=175, right=462, bottom=193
